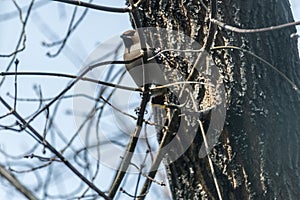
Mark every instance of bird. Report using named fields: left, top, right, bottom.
left=120, top=29, right=167, bottom=96
left=121, top=29, right=171, bottom=133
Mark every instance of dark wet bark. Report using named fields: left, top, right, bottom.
left=130, top=0, right=300, bottom=199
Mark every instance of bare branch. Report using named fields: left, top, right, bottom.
left=0, top=0, right=49, bottom=21
left=52, top=0, right=130, bottom=13
left=138, top=107, right=176, bottom=199
left=108, top=89, right=151, bottom=198
left=24, top=54, right=143, bottom=125
left=0, top=164, right=39, bottom=200
left=211, top=18, right=300, bottom=33
left=0, top=97, right=111, bottom=200
left=43, top=2, right=89, bottom=57
left=0, top=71, right=142, bottom=92
left=198, top=120, right=222, bottom=200
left=13, top=59, right=19, bottom=110
left=0, top=0, right=35, bottom=58
left=0, top=0, right=35, bottom=87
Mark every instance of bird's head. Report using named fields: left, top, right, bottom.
left=120, top=30, right=139, bottom=53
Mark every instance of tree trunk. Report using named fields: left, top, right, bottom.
left=131, top=0, right=300, bottom=199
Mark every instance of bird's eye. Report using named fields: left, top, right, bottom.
left=127, top=30, right=136, bottom=36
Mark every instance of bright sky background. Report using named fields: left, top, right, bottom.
left=0, top=0, right=300, bottom=199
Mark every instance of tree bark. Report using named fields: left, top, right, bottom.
left=131, top=0, right=300, bottom=199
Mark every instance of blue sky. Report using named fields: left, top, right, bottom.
left=0, top=1, right=300, bottom=199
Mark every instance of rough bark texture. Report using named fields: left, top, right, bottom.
left=130, top=0, right=300, bottom=199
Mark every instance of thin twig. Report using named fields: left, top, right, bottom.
left=0, top=0, right=34, bottom=87
left=32, top=11, right=83, bottom=65
left=120, top=187, right=147, bottom=199
left=203, top=0, right=217, bottom=52
left=13, top=59, right=19, bottom=110
left=5, top=55, right=142, bottom=129
left=211, top=18, right=300, bottom=33
left=147, top=48, right=205, bottom=61
left=148, top=46, right=299, bottom=94
left=52, top=0, right=130, bottom=13
left=138, top=107, right=175, bottom=199
left=133, top=151, right=149, bottom=200
left=0, top=0, right=49, bottom=21
left=179, top=0, right=217, bottom=100
left=44, top=1, right=90, bottom=57
left=129, top=162, right=166, bottom=187
left=211, top=45, right=300, bottom=93
left=9, top=162, right=53, bottom=173
left=198, top=120, right=222, bottom=200
left=0, top=165, right=39, bottom=200
left=0, top=97, right=111, bottom=200
left=0, top=0, right=27, bottom=58
left=42, top=107, right=49, bottom=154
left=0, top=71, right=142, bottom=92
left=133, top=0, right=143, bottom=8
left=108, top=89, right=151, bottom=198
left=23, top=154, right=61, bottom=162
